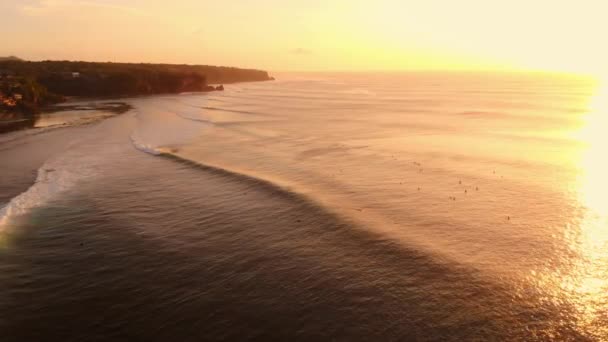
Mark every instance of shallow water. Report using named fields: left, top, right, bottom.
left=1, top=72, right=606, bottom=341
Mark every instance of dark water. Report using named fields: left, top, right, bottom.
left=1, top=73, right=606, bottom=341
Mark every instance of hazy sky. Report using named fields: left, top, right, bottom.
left=1, top=0, right=607, bottom=74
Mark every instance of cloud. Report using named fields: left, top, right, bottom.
left=290, top=48, right=313, bottom=55
left=20, top=0, right=142, bottom=16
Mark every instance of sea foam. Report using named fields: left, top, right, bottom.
left=0, top=156, right=91, bottom=229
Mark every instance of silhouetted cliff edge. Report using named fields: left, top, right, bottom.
left=0, top=59, right=272, bottom=114
left=1, top=60, right=272, bottom=97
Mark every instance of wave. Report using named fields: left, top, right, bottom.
left=160, top=153, right=308, bottom=203
left=0, top=111, right=136, bottom=230
left=200, top=106, right=276, bottom=117
left=338, top=88, right=377, bottom=96
left=174, top=112, right=214, bottom=124
left=129, top=132, right=162, bottom=156
left=0, top=156, right=85, bottom=229
left=165, top=97, right=279, bottom=117
left=130, top=136, right=308, bottom=204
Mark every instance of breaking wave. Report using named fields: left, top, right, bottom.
left=0, top=155, right=95, bottom=229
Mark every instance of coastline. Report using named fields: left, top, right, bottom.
left=0, top=101, right=132, bottom=135
left=0, top=76, right=274, bottom=135
left=0, top=59, right=274, bottom=126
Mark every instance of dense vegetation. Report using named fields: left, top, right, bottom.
left=0, top=59, right=272, bottom=115
left=1, top=76, right=65, bottom=114
left=0, top=60, right=271, bottom=97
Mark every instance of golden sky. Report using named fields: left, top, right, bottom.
left=1, top=0, right=607, bottom=75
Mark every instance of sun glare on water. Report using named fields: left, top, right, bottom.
left=560, top=75, right=608, bottom=337
left=578, top=79, right=608, bottom=215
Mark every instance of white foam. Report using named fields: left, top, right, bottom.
left=129, top=132, right=161, bottom=156
left=0, top=155, right=92, bottom=229
left=0, top=110, right=134, bottom=231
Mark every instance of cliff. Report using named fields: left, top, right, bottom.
left=0, top=60, right=272, bottom=98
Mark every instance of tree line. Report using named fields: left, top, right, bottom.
left=0, top=60, right=272, bottom=97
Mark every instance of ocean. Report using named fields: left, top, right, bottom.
left=0, top=72, right=606, bottom=341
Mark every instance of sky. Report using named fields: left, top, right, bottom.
left=1, top=0, right=607, bottom=75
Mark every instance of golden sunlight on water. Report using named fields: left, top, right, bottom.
left=564, top=80, right=608, bottom=337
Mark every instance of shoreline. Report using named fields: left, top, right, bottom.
left=0, top=101, right=132, bottom=135
left=0, top=76, right=276, bottom=135
left=1, top=59, right=274, bottom=121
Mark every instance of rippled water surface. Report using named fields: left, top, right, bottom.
left=1, top=73, right=607, bottom=341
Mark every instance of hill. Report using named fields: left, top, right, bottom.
left=0, top=60, right=273, bottom=114
left=0, top=56, right=23, bottom=62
